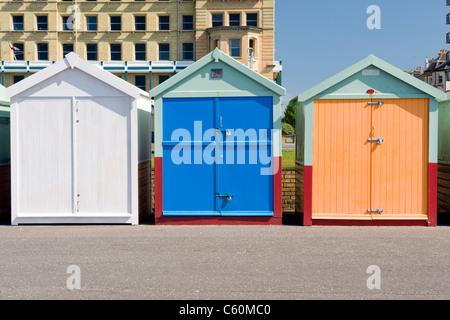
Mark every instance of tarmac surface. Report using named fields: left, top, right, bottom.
left=0, top=216, right=449, bottom=300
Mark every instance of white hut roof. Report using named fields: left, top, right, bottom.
left=7, top=52, right=149, bottom=100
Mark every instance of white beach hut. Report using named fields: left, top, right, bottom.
left=7, top=53, right=152, bottom=225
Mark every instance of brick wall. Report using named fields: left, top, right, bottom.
left=0, top=165, right=10, bottom=223
left=295, top=164, right=304, bottom=215
left=438, top=164, right=450, bottom=214
left=138, top=161, right=152, bottom=222
left=282, top=167, right=296, bottom=212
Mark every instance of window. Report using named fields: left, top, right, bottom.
left=12, top=16, right=24, bottom=31
left=86, top=16, right=97, bottom=31
left=229, top=39, right=241, bottom=57
left=110, top=16, right=121, bottom=31
left=182, top=43, right=194, bottom=61
left=159, top=43, right=170, bottom=60
left=438, top=74, right=444, bottom=85
left=214, top=39, right=220, bottom=49
left=86, top=43, right=98, bottom=61
left=159, top=75, right=170, bottom=84
left=229, top=14, right=241, bottom=26
left=135, top=43, right=146, bottom=61
left=212, top=14, right=223, bottom=27
left=182, top=15, right=194, bottom=31
left=135, top=75, right=146, bottom=91
left=12, top=43, right=24, bottom=61
left=62, top=16, right=72, bottom=31
left=246, top=13, right=258, bottom=27
left=135, top=16, right=146, bottom=31
left=249, top=39, right=256, bottom=56
left=37, top=43, right=49, bottom=60
left=110, top=43, right=122, bottom=60
left=36, top=16, right=48, bottom=31
left=159, top=16, right=170, bottom=31
left=13, top=75, right=24, bottom=84
left=62, top=44, right=74, bottom=56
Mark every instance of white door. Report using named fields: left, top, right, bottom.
left=74, top=97, right=131, bottom=214
left=17, top=98, right=73, bottom=214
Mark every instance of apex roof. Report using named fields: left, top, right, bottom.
left=298, top=54, right=447, bottom=103
left=149, top=48, right=286, bottom=98
left=7, top=52, right=149, bottom=100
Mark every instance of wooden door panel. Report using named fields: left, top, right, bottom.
left=371, top=99, right=428, bottom=219
left=76, top=97, right=130, bottom=214
left=312, top=100, right=371, bottom=219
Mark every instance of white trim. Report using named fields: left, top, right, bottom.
left=130, top=98, right=139, bottom=226
left=6, top=53, right=149, bottom=100
left=10, top=101, right=18, bottom=226
left=12, top=214, right=133, bottom=225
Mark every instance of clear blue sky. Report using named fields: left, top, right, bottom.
left=275, top=0, right=449, bottom=107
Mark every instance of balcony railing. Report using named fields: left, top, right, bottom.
left=0, top=60, right=194, bottom=74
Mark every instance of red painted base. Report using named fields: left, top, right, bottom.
left=310, top=219, right=430, bottom=227
left=155, top=217, right=282, bottom=226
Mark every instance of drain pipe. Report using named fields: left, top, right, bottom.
left=177, top=0, right=181, bottom=61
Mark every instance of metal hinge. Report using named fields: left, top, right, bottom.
left=368, top=101, right=385, bottom=106
left=368, top=138, right=384, bottom=145
left=75, top=100, right=79, bottom=123
left=75, top=194, right=80, bottom=212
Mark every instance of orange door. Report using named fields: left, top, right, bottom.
left=312, top=99, right=429, bottom=221
left=370, top=99, right=428, bottom=220
left=312, top=100, right=371, bottom=220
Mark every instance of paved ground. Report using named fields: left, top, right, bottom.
left=0, top=217, right=450, bottom=300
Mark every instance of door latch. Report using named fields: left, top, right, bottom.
left=368, top=209, right=384, bottom=215
left=368, top=138, right=384, bottom=145
left=368, top=101, right=385, bottom=106
left=216, top=194, right=233, bottom=202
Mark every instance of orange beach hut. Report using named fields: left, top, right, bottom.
left=294, top=55, right=447, bottom=226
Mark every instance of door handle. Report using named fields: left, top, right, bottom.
left=216, top=193, right=233, bottom=202
left=368, top=138, right=384, bottom=145
left=368, top=209, right=384, bottom=215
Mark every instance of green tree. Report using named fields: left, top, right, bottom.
left=282, top=122, right=295, bottom=135
left=282, top=103, right=296, bottom=130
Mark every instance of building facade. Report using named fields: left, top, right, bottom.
left=418, top=50, right=450, bottom=93
left=447, top=0, right=450, bottom=44
left=0, top=0, right=281, bottom=90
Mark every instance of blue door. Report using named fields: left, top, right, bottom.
left=216, top=97, right=274, bottom=216
left=162, top=97, right=274, bottom=217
